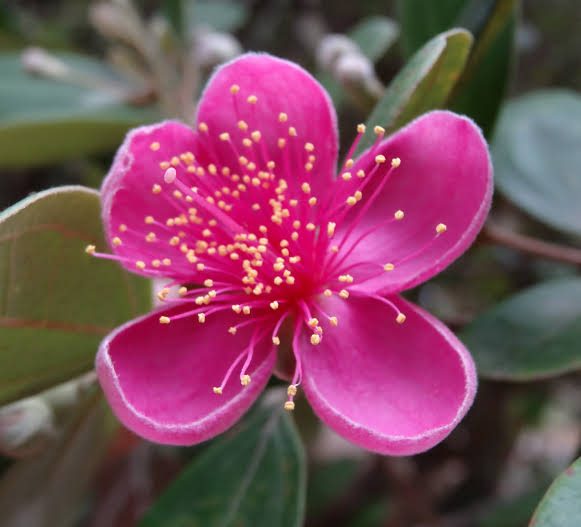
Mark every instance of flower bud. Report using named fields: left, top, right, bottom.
left=0, top=398, right=55, bottom=459
left=334, top=52, right=375, bottom=85
left=21, top=47, right=69, bottom=78
left=195, top=30, right=243, bottom=69
left=316, top=34, right=358, bottom=72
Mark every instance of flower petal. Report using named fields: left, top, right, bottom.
left=101, top=121, right=210, bottom=279
left=96, top=305, right=276, bottom=445
left=301, top=294, right=477, bottom=455
left=196, top=53, right=338, bottom=197
left=337, top=111, right=493, bottom=295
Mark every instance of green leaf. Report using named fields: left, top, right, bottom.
left=460, top=279, right=581, bottom=381
left=140, top=397, right=306, bottom=527
left=162, top=0, right=185, bottom=36
left=348, top=16, right=399, bottom=63
left=0, top=389, right=116, bottom=527
left=355, top=28, right=472, bottom=156
left=397, top=0, right=518, bottom=137
left=0, top=52, right=159, bottom=167
left=186, top=0, right=249, bottom=32
left=492, top=90, right=581, bottom=237
left=449, top=0, right=518, bottom=137
left=307, top=459, right=359, bottom=517
left=530, top=457, right=581, bottom=526
left=397, top=0, right=466, bottom=57
left=0, top=186, right=151, bottom=405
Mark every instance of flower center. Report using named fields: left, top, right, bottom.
left=87, top=84, right=448, bottom=411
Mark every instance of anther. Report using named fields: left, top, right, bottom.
left=323, top=289, right=332, bottom=297
left=395, top=210, right=404, bottom=220
left=198, top=122, right=209, bottom=132
left=152, top=184, right=161, bottom=194
left=287, top=385, right=297, bottom=397
left=305, top=142, right=314, bottom=152
left=339, top=289, right=349, bottom=299
left=230, top=84, right=240, bottom=94
left=204, top=279, right=214, bottom=287
left=288, top=126, right=297, bottom=136
left=357, top=123, right=366, bottom=133
left=396, top=313, right=406, bottom=324
left=375, top=154, right=386, bottom=164
left=357, top=169, right=365, bottom=178
left=436, top=223, right=447, bottom=234
left=273, top=336, right=281, bottom=346
left=228, top=327, right=237, bottom=335
left=241, top=374, right=251, bottom=386
left=198, top=313, right=206, bottom=323
left=391, top=157, right=401, bottom=168
left=251, top=131, right=261, bottom=142
left=238, top=120, right=248, bottom=131
left=270, top=301, right=279, bottom=310
left=374, top=125, right=385, bottom=135
left=308, top=197, right=317, bottom=206
left=159, top=316, right=170, bottom=324
left=164, top=167, right=176, bottom=184
left=327, top=222, right=336, bottom=237
left=247, top=95, right=257, bottom=104
left=178, top=286, right=187, bottom=296
left=150, top=141, right=160, bottom=151
left=213, top=387, right=223, bottom=394
left=345, top=159, right=354, bottom=168
left=341, top=172, right=352, bottom=181
left=219, top=132, right=230, bottom=141
left=284, top=401, right=295, bottom=411
left=311, top=334, right=321, bottom=345
left=136, top=261, right=146, bottom=270
left=330, top=316, right=338, bottom=326
left=308, top=318, right=319, bottom=327
left=384, top=263, right=395, bottom=271
left=85, top=244, right=96, bottom=254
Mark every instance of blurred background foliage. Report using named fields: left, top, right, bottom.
left=1, top=0, right=581, bottom=526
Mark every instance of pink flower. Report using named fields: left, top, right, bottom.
left=90, top=53, right=492, bottom=455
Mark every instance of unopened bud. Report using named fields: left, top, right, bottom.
left=334, top=52, right=374, bottom=85
left=21, top=47, right=69, bottom=78
left=317, top=34, right=358, bottom=72
left=0, top=398, right=55, bottom=459
left=195, top=30, right=242, bottom=69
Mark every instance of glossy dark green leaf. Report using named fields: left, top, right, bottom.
left=140, top=398, right=306, bottom=527
left=530, top=457, right=581, bottom=526
left=492, top=90, right=581, bottom=237
left=0, top=52, right=159, bottom=167
left=398, top=0, right=518, bottom=136
left=461, top=279, right=581, bottom=381
left=397, top=0, right=466, bottom=57
left=348, top=16, right=399, bottom=63
left=449, top=0, right=518, bottom=136
left=355, top=29, right=472, bottom=156
left=0, top=186, right=151, bottom=405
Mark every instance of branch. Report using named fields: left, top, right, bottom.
left=482, top=221, right=581, bottom=266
